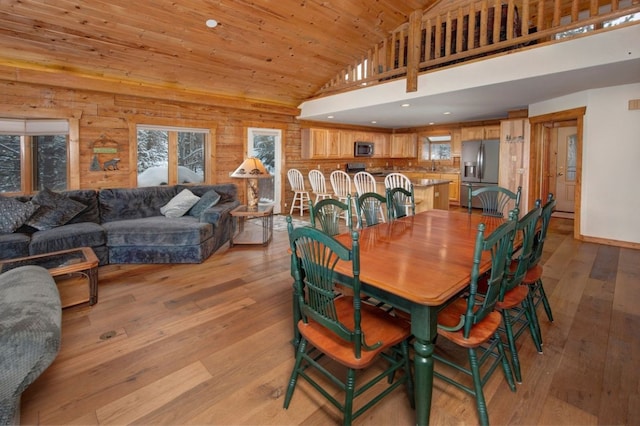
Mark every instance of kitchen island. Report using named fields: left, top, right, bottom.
left=411, top=178, right=451, bottom=212
left=367, top=176, right=451, bottom=213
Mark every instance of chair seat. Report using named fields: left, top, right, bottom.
left=299, top=296, right=411, bottom=369
left=437, top=297, right=503, bottom=348
left=523, top=264, right=543, bottom=284
left=496, top=284, right=529, bottom=310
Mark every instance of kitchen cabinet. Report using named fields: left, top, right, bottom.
left=451, top=128, right=462, bottom=156
left=440, top=173, right=460, bottom=205
left=371, top=132, right=390, bottom=158
left=461, top=125, right=500, bottom=141
left=302, top=128, right=351, bottom=159
left=420, top=172, right=459, bottom=204
left=390, top=133, right=417, bottom=158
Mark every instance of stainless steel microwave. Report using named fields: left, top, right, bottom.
left=354, top=141, right=374, bottom=157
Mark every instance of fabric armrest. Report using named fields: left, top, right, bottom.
left=199, top=200, right=240, bottom=225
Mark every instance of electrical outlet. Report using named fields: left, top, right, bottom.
left=337, top=163, right=340, bottom=169
left=511, top=155, right=517, bottom=162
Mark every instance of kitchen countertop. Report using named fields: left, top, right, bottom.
left=411, top=178, right=452, bottom=187
left=370, top=176, right=451, bottom=187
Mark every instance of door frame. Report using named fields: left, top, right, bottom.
left=529, top=107, right=585, bottom=240
left=246, top=126, right=283, bottom=214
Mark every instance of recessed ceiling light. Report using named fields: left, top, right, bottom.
left=429, top=122, right=435, bottom=125
left=327, top=115, right=334, bottom=119
left=401, top=103, right=410, bottom=107
left=371, top=120, right=377, bottom=124
left=206, top=19, right=218, bottom=28
left=443, top=111, right=451, bottom=115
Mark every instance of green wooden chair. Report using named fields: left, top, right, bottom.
left=308, top=195, right=352, bottom=236
left=355, top=192, right=387, bottom=228
left=468, top=184, right=521, bottom=218
left=386, top=186, right=415, bottom=220
left=493, top=204, right=543, bottom=383
left=523, top=193, right=557, bottom=323
left=284, top=219, right=414, bottom=425
left=433, top=214, right=517, bottom=426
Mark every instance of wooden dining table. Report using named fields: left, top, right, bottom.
left=332, top=209, right=507, bottom=426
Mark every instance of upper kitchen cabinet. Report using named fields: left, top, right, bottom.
left=301, top=128, right=352, bottom=159
left=451, top=128, right=462, bottom=156
left=461, top=125, right=500, bottom=141
left=390, top=133, right=417, bottom=158
left=371, top=132, right=390, bottom=158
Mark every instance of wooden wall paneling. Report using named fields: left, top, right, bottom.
left=0, top=79, right=295, bottom=194
left=499, top=119, right=530, bottom=212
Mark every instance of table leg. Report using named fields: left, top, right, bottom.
left=88, top=266, right=99, bottom=305
left=412, top=305, right=438, bottom=426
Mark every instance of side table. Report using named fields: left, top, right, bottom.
left=230, top=205, right=274, bottom=247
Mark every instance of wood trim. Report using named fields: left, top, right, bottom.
left=168, top=132, right=178, bottom=185
left=0, top=107, right=83, bottom=192
left=529, top=107, right=586, bottom=241
left=68, top=117, right=81, bottom=189
left=581, top=235, right=640, bottom=250
left=127, top=121, right=139, bottom=188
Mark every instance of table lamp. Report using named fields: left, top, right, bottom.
left=230, top=157, right=271, bottom=209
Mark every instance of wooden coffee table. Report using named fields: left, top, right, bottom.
left=0, top=247, right=99, bottom=308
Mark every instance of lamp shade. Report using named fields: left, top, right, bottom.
left=230, top=157, right=270, bottom=178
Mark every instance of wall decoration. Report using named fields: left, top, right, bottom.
left=91, top=135, right=120, bottom=172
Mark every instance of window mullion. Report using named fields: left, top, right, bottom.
left=22, top=136, right=33, bottom=193
left=168, top=131, right=178, bottom=185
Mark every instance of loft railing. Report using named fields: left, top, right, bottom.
left=314, top=0, right=640, bottom=97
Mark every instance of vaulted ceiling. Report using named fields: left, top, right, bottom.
left=0, top=0, right=436, bottom=108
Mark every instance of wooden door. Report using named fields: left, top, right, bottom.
left=553, top=126, right=577, bottom=212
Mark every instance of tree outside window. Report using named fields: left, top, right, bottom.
left=136, top=125, right=206, bottom=187
left=0, top=119, right=69, bottom=193
left=421, top=135, right=452, bottom=161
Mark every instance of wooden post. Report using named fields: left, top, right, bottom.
left=406, top=9, right=422, bottom=93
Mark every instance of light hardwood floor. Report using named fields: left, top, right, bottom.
left=20, top=215, right=640, bottom=425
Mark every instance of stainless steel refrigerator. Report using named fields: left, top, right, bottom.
left=460, top=139, right=500, bottom=208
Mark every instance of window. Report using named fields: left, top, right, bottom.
left=0, top=119, right=69, bottom=193
left=421, top=135, right=452, bottom=160
left=136, top=125, right=208, bottom=187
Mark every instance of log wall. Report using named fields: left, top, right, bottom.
left=0, top=80, right=409, bottom=210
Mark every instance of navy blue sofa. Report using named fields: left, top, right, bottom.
left=0, top=184, right=239, bottom=265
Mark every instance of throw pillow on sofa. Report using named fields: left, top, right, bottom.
left=26, top=187, right=87, bottom=231
left=0, top=196, right=39, bottom=233
left=160, top=188, right=200, bottom=218
left=188, top=189, right=221, bottom=217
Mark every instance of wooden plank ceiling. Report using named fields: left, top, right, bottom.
left=0, top=0, right=436, bottom=108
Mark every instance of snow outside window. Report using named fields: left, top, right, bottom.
left=136, top=125, right=207, bottom=187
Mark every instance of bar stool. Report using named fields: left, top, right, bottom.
left=329, top=170, right=356, bottom=223
left=354, top=171, right=385, bottom=224
left=308, top=170, right=333, bottom=205
left=287, top=169, right=310, bottom=216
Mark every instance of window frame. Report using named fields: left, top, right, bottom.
left=420, top=134, right=453, bottom=163
left=132, top=121, right=214, bottom=187
left=0, top=114, right=80, bottom=195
